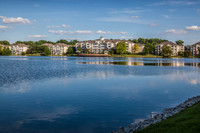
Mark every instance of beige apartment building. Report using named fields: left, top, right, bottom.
left=10, top=43, right=29, bottom=55
left=42, top=43, right=69, bottom=55
left=155, top=41, right=184, bottom=56
left=187, top=42, right=200, bottom=56
left=75, top=37, right=144, bottom=54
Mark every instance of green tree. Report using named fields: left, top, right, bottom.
left=56, top=39, right=68, bottom=44
left=198, top=47, right=200, bottom=57
left=34, top=40, right=54, bottom=45
left=133, top=44, right=139, bottom=53
left=178, top=51, right=184, bottom=57
left=175, top=40, right=184, bottom=45
left=0, top=46, right=2, bottom=55
left=116, top=42, right=127, bottom=55
left=44, top=47, right=51, bottom=56
left=21, top=52, right=26, bottom=55
left=143, top=43, right=155, bottom=55
left=0, top=40, right=10, bottom=45
left=83, top=48, right=89, bottom=54
left=67, top=46, right=74, bottom=54
left=162, top=45, right=172, bottom=57
left=77, top=45, right=82, bottom=53
left=2, top=47, right=11, bottom=55
left=68, top=40, right=79, bottom=45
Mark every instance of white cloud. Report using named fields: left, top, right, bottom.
left=46, top=24, right=71, bottom=28
left=150, top=23, right=158, bottom=27
left=96, top=30, right=127, bottom=34
left=164, top=29, right=188, bottom=34
left=185, top=26, right=200, bottom=31
left=0, top=16, right=31, bottom=24
left=130, top=16, right=139, bottom=19
left=0, top=25, right=11, bottom=29
left=109, top=9, right=149, bottom=14
left=33, top=4, right=40, bottom=7
left=151, top=1, right=200, bottom=6
left=162, top=15, right=170, bottom=18
left=120, top=36, right=135, bottom=39
left=27, top=35, right=47, bottom=38
left=48, top=30, right=93, bottom=35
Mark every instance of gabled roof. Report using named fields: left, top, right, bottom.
left=0, top=44, right=6, bottom=47
left=11, top=43, right=28, bottom=47
left=156, top=41, right=177, bottom=46
left=135, top=43, right=144, bottom=47
left=192, top=42, right=200, bottom=46
left=42, top=43, right=54, bottom=47
left=54, top=43, right=69, bottom=47
left=77, top=39, right=133, bottom=44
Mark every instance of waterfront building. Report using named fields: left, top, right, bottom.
left=0, top=44, right=8, bottom=49
left=42, top=43, right=69, bottom=55
left=155, top=41, right=184, bottom=56
left=186, top=42, right=200, bottom=56
left=75, top=37, right=144, bottom=54
left=10, top=43, right=28, bottom=55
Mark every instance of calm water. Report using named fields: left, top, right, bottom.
left=0, top=56, right=200, bottom=133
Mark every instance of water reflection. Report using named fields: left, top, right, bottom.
left=0, top=57, right=200, bottom=133
left=79, top=61, right=200, bottom=68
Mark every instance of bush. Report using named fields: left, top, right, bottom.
left=44, top=47, right=51, bottom=56
left=21, top=52, right=26, bottom=55
left=178, top=51, right=184, bottom=57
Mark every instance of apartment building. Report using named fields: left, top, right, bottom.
left=187, top=42, right=200, bottom=56
left=75, top=37, right=143, bottom=54
left=10, top=43, right=29, bottom=55
left=155, top=41, right=184, bottom=56
left=42, top=43, right=69, bottom=55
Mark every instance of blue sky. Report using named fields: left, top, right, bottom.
left=0, top=0, right=200, bottom=45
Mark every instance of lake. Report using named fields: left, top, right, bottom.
left=0, top=56, right=200, bottom=133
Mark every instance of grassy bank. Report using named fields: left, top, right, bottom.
left=110, top=54, right=162, bottom=58
left=137, top=102, right=200, bottom=133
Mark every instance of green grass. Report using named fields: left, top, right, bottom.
left=110, top=54, right=162, bottom=58
left=137, top=102, right=200, bottom=133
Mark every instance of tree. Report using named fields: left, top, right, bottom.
left=175, top=40, right=184, bottom=45
left=133, top=44, right=139, bottom=53
left=116, top=42, right=127, bottom=55
left=34, top=40, right=54, bottom=45
left=0, top=40, right=10, bottom=45
left=56, top=39, right=68, bottom=44
left=178, top=51, right=184, bottom=57
left=143, top=43, right=155, bottom=55
left=77, top=45, right=82, bottom=53
left=0, top=46, right=2, bottom=55
left=198, top=47, right=200, bottom=57
left=83, top=48, right=89, bottom=54
left=161, top=45, right=172, bottom=57
left=44, top=47, right=51, bottom=56
left=21, top=52, right=26, bottom=55
left=67, top=46, right=74, bottom=54
left=2, top=47, right=11, bottom=55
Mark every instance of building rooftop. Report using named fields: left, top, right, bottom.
left=11, top=43, right=28, bottom=47
left=156, top=41, right=177, bottom=46
left=42, top=43, right=54, bottom=47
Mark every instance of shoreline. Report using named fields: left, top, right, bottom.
left=0, top=54, right=199, bottom=58
left=113, top=95, right=200, bottom=133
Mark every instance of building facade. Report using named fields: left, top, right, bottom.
left=155, top=42, right=184, bottom=56
left=186, top=42, right=200, bottom=56
left=42, top=43, right=69, bottom=55
left=10, top=43, right=28, bottom=55
left=75, top=37, right=143, bottom=54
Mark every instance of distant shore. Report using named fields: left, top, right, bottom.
left=1, top=54, right=198, bottom=58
